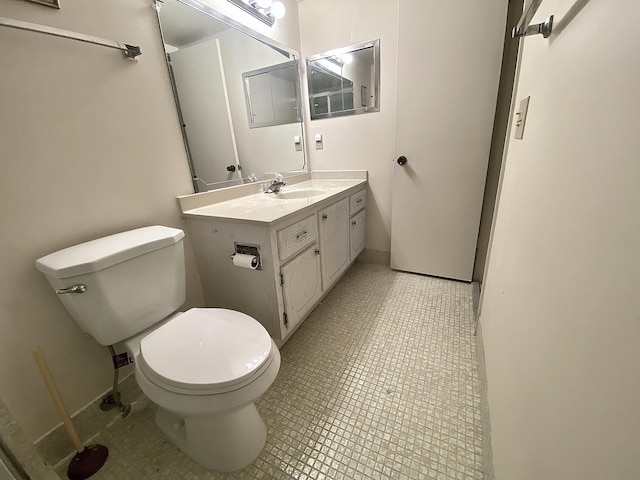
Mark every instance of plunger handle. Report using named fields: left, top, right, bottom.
left=32, top=347, right=84, bottom=453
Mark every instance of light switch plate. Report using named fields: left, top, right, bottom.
left=294, top=135, right=302, bottom=151
left=514, top=96, right=530, bottom=140
left=315, top=133, right=323, bottom=150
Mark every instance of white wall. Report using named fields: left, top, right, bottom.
left=0, top=0, right=205, bottom=440
left=479, top=1, right=640, bottom=478
left=0, top=0, right=303, bottom=442
left=298, top=0, right=399, bottom=252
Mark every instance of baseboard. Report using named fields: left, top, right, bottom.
left=34, top=373, right=142, bottom=468
left=475, top=320, right=495, bottom=480
left=0, top=398, right=59, bottom=480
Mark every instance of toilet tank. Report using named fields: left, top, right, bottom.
left=36, top=226, right=186, bottom=346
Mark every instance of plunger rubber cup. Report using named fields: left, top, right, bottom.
left=67, top=444, right=109, bottom=480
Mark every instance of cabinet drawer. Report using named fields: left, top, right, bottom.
left=349, top=189, right=367, bottom=215
left=277, top=214, right=318, bottom=261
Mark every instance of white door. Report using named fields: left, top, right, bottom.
left=246, top=73, right=275, bottom=125
left=390, top=0, right=507, bottom=281
left=171, top=39, right=241, bottom=184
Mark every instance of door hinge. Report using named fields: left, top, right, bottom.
left=279, top=273, right=284, bottom=285
left=283, top=312, right=288, bottom=326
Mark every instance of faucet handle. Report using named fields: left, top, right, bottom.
left=274, top=172, right=283, bottom=183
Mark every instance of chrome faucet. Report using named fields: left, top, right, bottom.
left=265, top=173, right=286, bottom=194
left=265, top=180, right=286, bottom=194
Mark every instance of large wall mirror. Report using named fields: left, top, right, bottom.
left=156, top=0, right=305, bottom=191
left=306, top=39, right=380, bottom=120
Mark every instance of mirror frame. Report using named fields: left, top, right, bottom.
left=154, top=0, right=307, bottom=192
left=306, top=39, right=380, bottom=120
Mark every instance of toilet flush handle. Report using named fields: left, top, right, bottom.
left=55, top=284, right=87, bottom=294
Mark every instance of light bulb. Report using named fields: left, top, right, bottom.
left=341, top=53, right=354, bottom=64
left=256, top=0, right=272, bottom=8
left=271, top=1, right=286, bottom=19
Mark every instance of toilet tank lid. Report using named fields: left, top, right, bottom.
left=35, top=226, right=185, bottom=279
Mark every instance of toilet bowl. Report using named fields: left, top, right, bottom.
left=126, top=308, right=280, bottom=471
left=35, top=226, right=280, bottom=472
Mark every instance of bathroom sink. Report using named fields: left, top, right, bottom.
left=269, top=188, right=327, bottom=200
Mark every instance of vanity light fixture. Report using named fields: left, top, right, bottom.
left=226, top=0, right=286, bottom=26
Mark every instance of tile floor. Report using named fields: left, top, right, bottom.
left=58, top=262, right=483, bottom=479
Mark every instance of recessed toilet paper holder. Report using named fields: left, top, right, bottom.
left=230, top=242, right=262, bottom=270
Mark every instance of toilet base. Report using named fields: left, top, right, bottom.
left=155, top=404, right=267, bottom=472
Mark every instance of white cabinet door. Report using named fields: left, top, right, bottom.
left=350, top=209, right=366, bottom=260
left=319, top=198, right=350, bottom=289
left=280, top=243, right=322, bottom=333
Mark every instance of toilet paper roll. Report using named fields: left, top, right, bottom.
left=232, top=253, right=259, bottom=270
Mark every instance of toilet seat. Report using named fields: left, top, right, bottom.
left=139, top=308, right=274, bottom=395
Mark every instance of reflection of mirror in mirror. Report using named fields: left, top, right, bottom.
left=307, top=39, right=380, bottom=120
left=243, top=62, right=301, bottom=129
left=156, top=0, right=305, bottom=191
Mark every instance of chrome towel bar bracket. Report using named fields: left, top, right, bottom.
left=511, top=0, right=554, bottom=39
left=512, top=16, right=554, bottom=39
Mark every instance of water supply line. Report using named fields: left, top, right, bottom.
left=100, top=346, right=132, bottom=417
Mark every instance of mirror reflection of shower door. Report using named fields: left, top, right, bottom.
left=390, top=0, right=506, bottom=281
left=170, top=39, right=240, bottom=184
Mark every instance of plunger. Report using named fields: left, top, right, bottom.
left=32, top=347, right=109, bottom=480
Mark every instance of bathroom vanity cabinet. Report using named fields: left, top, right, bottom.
left=179, top=174, right=367, bottom=345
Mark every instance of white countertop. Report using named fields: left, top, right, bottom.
left=181, top=178, right=366, bottom=224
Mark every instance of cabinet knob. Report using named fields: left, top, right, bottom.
left=352, top=220, right=357, bottom=226
left=322, top=214, right=328, bottom=221
left=395, top=156, right=408, bottom=166
left=226, top=165, right=236, bottom=172
left=315, top=248, right=321, bottom=256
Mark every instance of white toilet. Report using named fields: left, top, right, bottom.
left=35, top=225, right=280, bottom=472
